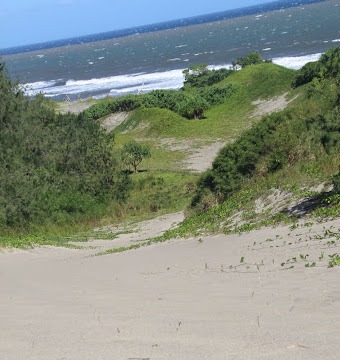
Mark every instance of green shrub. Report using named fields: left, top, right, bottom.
left=293, top=46, right=340, bottom=87
left=333, top=172, right=340, bottom=194
left=0, top=62, right=130, bottom=229
left=232, top=52, right=265, bottom=68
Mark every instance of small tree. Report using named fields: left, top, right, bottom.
left=121, top=140, right=151, bottom=174
left=232, top=52, right=264, bottom=69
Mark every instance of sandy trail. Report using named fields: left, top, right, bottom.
left=1, top=216, right=339, bottom=360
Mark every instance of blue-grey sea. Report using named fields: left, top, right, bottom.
left=2, top=0, right=339, bottom=101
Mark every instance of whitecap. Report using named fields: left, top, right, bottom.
left=24, top=70, right=185, bottom=98
left=21, top=79, right=61, bottom=93
left=272, top=53, right=322, bottom=70
left=22, top=53, right=326, bottom=100
left=332, top=39, right=340, bottom=43
left=263, top=48, right=271, bottom=51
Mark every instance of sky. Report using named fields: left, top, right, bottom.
left=1, top=0, right=276, bottom=49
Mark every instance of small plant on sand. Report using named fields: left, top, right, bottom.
left=328, top=253, right=340, bottom=267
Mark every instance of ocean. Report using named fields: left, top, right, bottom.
left=1, top=0, right=339, bottom=101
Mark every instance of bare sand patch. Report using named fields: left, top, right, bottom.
left=184, top=141, right=226, bottom=172
left=1, top=216, right=339, bottom=360
left=57, top=100, right=96, bottom=114
left=252, top=93, right=299, bottom=118
left=159, top=139, right=226, bottom=173
left=100, top=112, right=130, bottom=132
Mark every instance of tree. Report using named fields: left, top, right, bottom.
left=121, top=140, right=151, bottom=173
left=232, top=52, right=264, bottom=69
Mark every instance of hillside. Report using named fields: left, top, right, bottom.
left=1, top=47, right=339, bottom=360
left=0, top=48, right=339, bottom=248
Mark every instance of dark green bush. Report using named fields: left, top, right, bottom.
left=191, top=71, right=339, bottom=213
left=333, top=172, right=340, bottom=193
left=232, top=52, right=265, bottom=68
left=0, top=62, right=130, bottom=228
left=83, top=83, right=236, bottom=121
left=293, top=46, right=340, bottom=87
left=183, top=64, right=234, bottom=88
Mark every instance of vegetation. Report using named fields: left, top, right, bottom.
left=189, top=47, right=339, bottom=214
left=182, top=63, right=234, bottom=88
left=0, top=62, right=129, bottom=231
left=83, top=78, right=236, bottom=121
left=232, top=51, right=267, bottom=68
left=1, top=48, right=339, bottom=249
left=294, top=46, right=340, bottom=87
left=121, top=140, right=151, bottom=173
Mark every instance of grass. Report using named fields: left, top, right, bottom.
left=2, top=62, right=336, bottom=250
left=143, top=151, right=340, bottom=243
left=115, top=63, right=297, bottom=141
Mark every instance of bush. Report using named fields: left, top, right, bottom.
left=0, top=62, right=130, bottom=228
left=232, top=52, right=264, bottom=68
left=293, top=46, right=340, bottom=88
left=183, top=64, right=234, bottom=88
left=332, top=172, right=340, bottom=193
left=294, top=61, right=319, bottom=87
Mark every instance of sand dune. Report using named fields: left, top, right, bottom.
left=1, top=215, right=339, bottom=360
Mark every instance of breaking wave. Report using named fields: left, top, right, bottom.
left=22, top=53, right=324, bottom=100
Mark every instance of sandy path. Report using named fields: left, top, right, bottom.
left=1, top=217, right=339, bottom=360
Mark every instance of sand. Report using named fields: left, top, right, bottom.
left=251, top=93, right=299, bottom=118
left=1, top=215, right=339, bottom=360
left=57, top=100, right=96, bottom=115
left=1, top=93, right=338, bottom=359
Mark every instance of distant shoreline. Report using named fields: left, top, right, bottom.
left=0, top=0, right=326, bottom=55
left=22, top=52, right=323, bottom=102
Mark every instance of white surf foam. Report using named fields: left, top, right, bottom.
left=24, top=69, right=185, bottom=98
left=21, top=80, right=60, bottom=93
left=272, top=53, right=322, bottom=70
left=22, top=53, right=324, bottom=99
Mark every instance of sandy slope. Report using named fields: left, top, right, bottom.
left=1, top=94, right=338, bottom=359
left=1, top=216, right=339, bottom=360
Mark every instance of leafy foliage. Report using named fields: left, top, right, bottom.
left=191, top=52, right=340, bottom=213
left=232, top=52, right=266, bottom=68
left=121, top=140, right=151, bottom=173
left=83, top=81, right=236, bottom=120
left=294, top=46, right=340, bottom=87
left=182, top=64, right=234, bottom=88
left=0, top=62, right=130, bottom=229
left=333, top=172, right=340, bottom=194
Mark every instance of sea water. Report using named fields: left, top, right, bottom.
left=2, top=0, right=339, bottom=101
